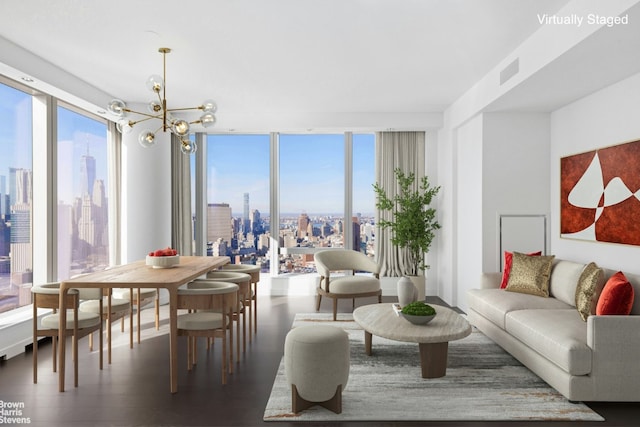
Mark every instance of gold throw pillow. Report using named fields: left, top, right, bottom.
left=575, top=262, right=605, bottom=321
left=505, top=252, right=555, bottom=297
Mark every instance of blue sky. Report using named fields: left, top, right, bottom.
left=0, top=83, right=107, bottom=203
left=2, top=82, right=375, bottom=216
left=207, top=133, right=375, bottom=216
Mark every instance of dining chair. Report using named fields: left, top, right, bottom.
left=220, top=264, right=260, bottom=339
left=113, top=287, right=159, bottom=344
left=177, top=281, right=238, bottom=384
left=314, top=249, right=382, bottom=320
left=196, top=270, right=251, bottom=356
left=79, top=289, right=132, bottom=363
left=32, top=282, right=103, bottom=387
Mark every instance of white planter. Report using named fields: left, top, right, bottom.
left=408, top=275, right=426, bottom=301
left=397, top=276, right=418, bottom=307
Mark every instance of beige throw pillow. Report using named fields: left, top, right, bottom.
left=505, top=252, right=555, bottom=297
left=575, top=262, right=605, bottom=321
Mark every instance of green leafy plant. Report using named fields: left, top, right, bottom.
left=374, top=168, right=441, bottom=276
left=401, top=301, right=436, bottom=316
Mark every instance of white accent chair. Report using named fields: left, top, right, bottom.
left=314, top=249, right=382, bottom=320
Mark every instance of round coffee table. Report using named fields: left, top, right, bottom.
left=352, top=303, right=471, bottom=378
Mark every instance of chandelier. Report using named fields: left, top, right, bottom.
left=107, top=47, right=217, bottom=155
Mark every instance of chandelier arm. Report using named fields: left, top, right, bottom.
left=126, top=115, right=164, bottom=127
left=153, top=123, right=165, bottom=134
left=166, top=106, right=205, bottom=113
left=122, top=108, right=163, bottom=120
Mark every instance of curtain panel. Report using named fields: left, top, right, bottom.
left=375, top=131, right=425, bottom=277
left=171, top=134, right=194, bottom=256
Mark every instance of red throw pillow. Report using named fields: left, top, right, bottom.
left=596, top=271, right=635, bottom=315
left=500, top=251, right=543, bottom=289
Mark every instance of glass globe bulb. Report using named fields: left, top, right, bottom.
left=172, top=119, right=190, bottom=136
left=148, top=100, right=162, bottom=114
left=138, top=130, right=156, bottom=148
left=107, top=99, right=126, bottom=117
left=201, top=99, right=217, bottom=113
left=116, top=119, right=133, bottom=134
left=146, top=74, right=164, bottom=93
left=180, top=140, right=197, bottom=155
left=199, top=112, right=216, bottom=128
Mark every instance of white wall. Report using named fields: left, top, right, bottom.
left=439, top=112, right=551, bottom=312
left=482, top=113, right=551, bottom=273
left=455, top=115, right=484, bottom=309
left=550, top=71, right=640, bottom=272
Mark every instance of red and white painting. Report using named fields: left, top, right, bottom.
left=561, top=139, right=640, bottom=246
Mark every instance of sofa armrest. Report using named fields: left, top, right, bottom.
left=587, top=315, right=640, bottom=398
left=480, top=272, right=502, bottom=289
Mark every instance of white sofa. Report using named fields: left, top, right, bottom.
left=467, top=258, right=640, bottom=402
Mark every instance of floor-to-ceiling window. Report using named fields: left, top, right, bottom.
left=0, top=81, right=33, bottom=314
left=352, top=133, right=375, bottom=256
left=279, top=134, right=345, bottom=273
left=56, top=105, right=109, bottom=280
left=200, top=132, right=375, bottom=276
left=206, top=134, right=271, bottom=271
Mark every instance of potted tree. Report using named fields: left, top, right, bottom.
left=373, top=168, right=441, bottom=305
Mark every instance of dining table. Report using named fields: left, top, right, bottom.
left=58, top=255, right=230, bottom=393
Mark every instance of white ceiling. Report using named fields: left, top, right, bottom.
left=1, top=0, right=623, bottom=132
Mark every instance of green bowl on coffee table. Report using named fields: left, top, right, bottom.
left=400, top=301, right=436, bottom=325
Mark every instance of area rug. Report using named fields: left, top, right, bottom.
left=263, top=313, right=604, bottom=422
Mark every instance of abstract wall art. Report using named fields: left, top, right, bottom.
left=561, top=139, right=640, bottom=246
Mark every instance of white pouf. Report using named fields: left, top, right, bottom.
left=284, top=324, right=349, bottom=414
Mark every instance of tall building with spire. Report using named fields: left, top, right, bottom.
left=243, top=192, right=250, bottom=235
left=79, top=148, right=96, bottom=197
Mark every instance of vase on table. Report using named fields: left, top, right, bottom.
left=397, top=276, right=418, bottom=307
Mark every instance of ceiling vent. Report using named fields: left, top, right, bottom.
left=500, top=58, right=519, bottom=86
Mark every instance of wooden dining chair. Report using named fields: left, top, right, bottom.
left=221, top=264, right=260, bottom=339
left=79, top=288, right=132, bottom=363
left=177, top=281, right=238, bottom=384
left=32, top=282, right=103, bottom=387
left=113, top=287, right=159, bottom=344
left=196, top=270, right=251, bottom=356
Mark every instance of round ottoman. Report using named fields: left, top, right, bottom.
left=284, top=325, right=349, bottom=414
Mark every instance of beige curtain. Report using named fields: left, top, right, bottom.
left=171, top=134, right=193, bottom=256
left=107, top=122, right=122, bottom=266
left=375, top=131, right=425, bottom=277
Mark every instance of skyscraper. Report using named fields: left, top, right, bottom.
left=0, top=175, right=6, bottom=217
left=243, top=193, right=250, bottom=235
left=79, top=149, right=96, bottom=197
left=207, top=203, right=233, bottom=243
left=297, top=213, right=310, bottom=239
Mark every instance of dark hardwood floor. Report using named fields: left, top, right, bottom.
left=1, top=295, right=638, bottom=426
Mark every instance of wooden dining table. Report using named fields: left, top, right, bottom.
left=58, top=255, right=230, bottom=393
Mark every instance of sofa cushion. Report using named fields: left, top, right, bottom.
left=548, top=260, right=585, bottom=306
left=505, top=252, right=555, bottom=297
left=575, top=262, right=606, bottom=321
left=596, top=271, right=635, bottom=315
left=500, top=251, right=542, bottom=289
left=505, top=309, right=592, bottom=376
left=467, top=288, right=572, bottom=330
